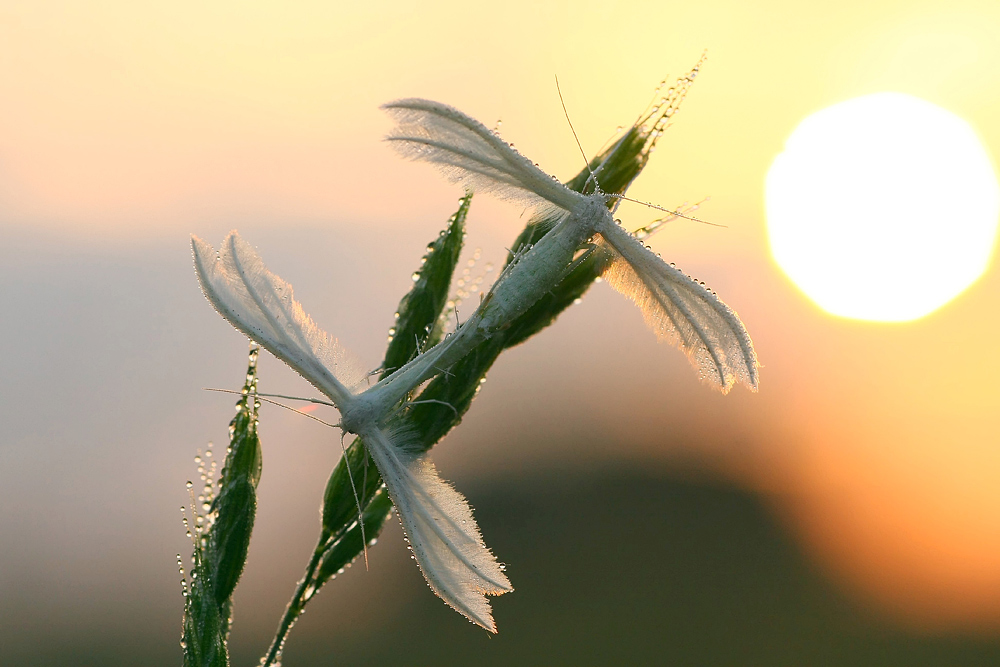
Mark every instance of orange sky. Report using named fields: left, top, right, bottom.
left=2, top=0, right=999, bottom=633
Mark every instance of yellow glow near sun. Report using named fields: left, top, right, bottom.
left=766, top=92, right=1000, bottom=322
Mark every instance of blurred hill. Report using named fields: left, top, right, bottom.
left=6, top=469, right=999, bottom=665
left=269, top=470, right=1000, bottom=667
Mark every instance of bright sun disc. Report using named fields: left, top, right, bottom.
left=766, top=92, right=1000, bottom=322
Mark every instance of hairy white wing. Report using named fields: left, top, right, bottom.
left=361, top=425, right=512, bottom=633
left=596, top=224, right=759, bottom=393
left=192, top=231, right=362, bottom=407
left=383, top=98, right=583, bottom=214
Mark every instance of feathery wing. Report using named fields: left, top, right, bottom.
left=192, top=231, right=362, bottom=407
left=596, top=224, right=758, bottom=393
left=382, top=98, right=583, bottom=214
left=195, top=232, right=513, bottom=628
left=362, top=425, right=512, bottom=633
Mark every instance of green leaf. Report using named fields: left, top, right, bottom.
left=407, top=337, right=506, bottom=448
left=182, top=347, right=262, bottom=667
left=320, top=437, right=383, bottom=540
left=208, top=352, right=262, bottom=603
left=181, top=550, right=228, bottom=667
left=208, top=478, right=257, bottom=603
left=383, top=193, right=470, bottom=375
left=317, top=489, right=393, bottom=583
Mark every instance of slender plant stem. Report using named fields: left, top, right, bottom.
left=260, top=541, right=327, bottom=667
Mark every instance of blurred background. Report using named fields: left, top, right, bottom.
left=1, top=0, right=999, bottom=664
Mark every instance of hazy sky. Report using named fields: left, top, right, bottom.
left=1, top=0, right=999, bottom=658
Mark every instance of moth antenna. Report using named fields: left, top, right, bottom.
left=632, top=198, right=715, bottom=239
left=560, top=242, right=598, bottom=278
left=405, top=398, right=460, bottom=420
left=203, top=388, right=340, bottom=427
left=340, top=431, right=369, bottom=570
left=555, top=75, right=601, bottom=193
left=608, top=194, right=726, bottom=228
left=433, top=365, right=455, bottom=378
left=364, top=367, right=383, bottom=386
left=205, top=387, right=336, bottom=406
left=361, top=440, right=370, bottom=536
left=258, top=396, right=341, bottom=428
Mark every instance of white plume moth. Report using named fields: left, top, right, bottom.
left=382, top=98, right=759, bottom=393
left=192, top=232, right=513, bottom=633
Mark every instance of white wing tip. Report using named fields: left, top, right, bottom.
left=712, top=354, right=759, bottom=395
left=380, top=97, right=447, bottom=113
left=191, top=230, right=242, bottom=259
left=190, top=234, right=213, bottom=259
left=366, top=428, right=513, bottom=633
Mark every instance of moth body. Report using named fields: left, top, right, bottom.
left=477, top=196, right=608, bottom=331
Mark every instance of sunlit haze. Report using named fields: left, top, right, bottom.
left=3, top=0, right=1000, bottom=662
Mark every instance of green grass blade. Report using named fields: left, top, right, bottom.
left=182, top=347, right=262, bottom=667
left=317, top=490, right=394, bottom=582
left=383, top=193, right=470, bottom=375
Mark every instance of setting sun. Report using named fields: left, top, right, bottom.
left=766, top=92, right=999, bottom=322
